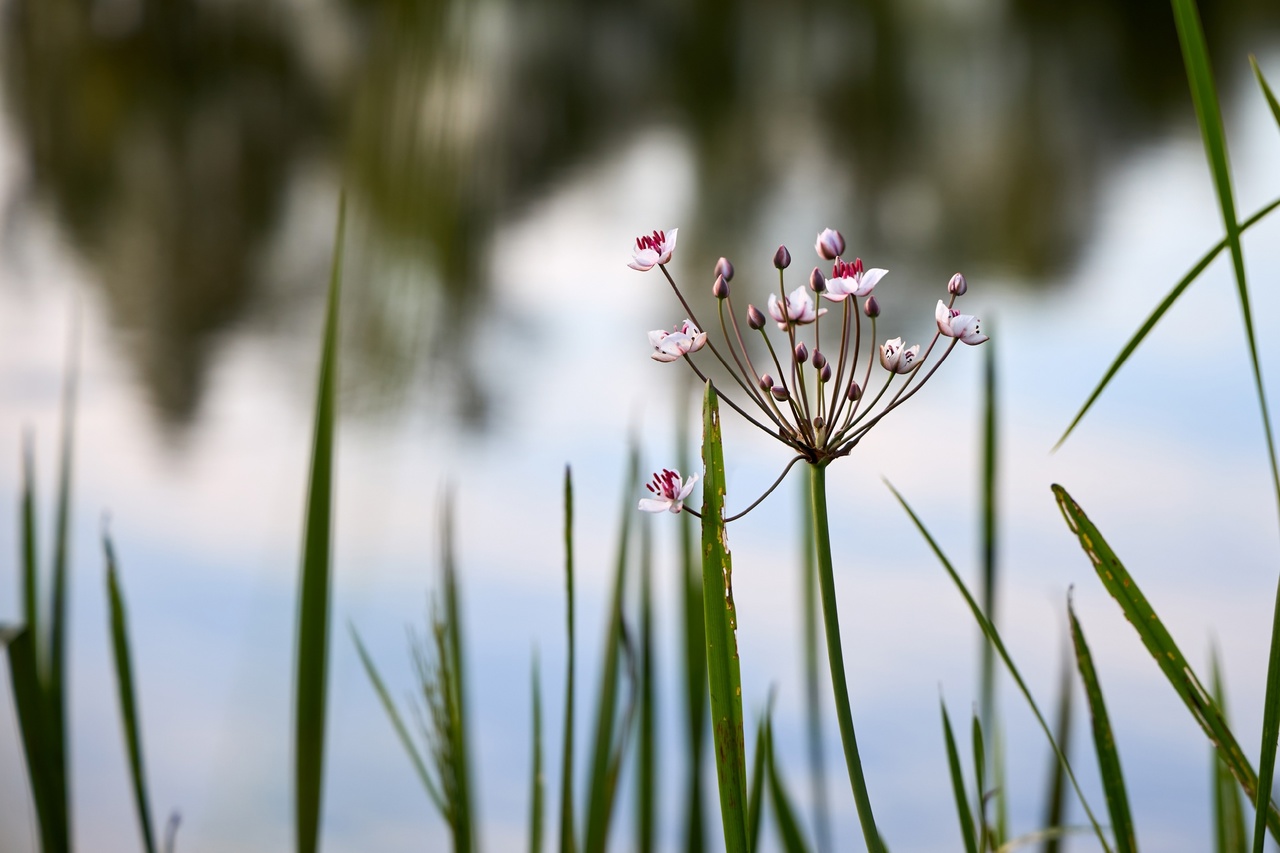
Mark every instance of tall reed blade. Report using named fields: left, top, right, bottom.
left=637, top=515, right=656, bottom=853
left=582, top=448, right=639, bottom=853
left=800, top=466, right=830, bottom=853
left=560, top=466, right=577, bottom=853
left=439, top=506, right=476, bottom=851
left=293, top=195, right=345, bottom=853
left=7, top=626, right=59, bottom=852
left=1067, top=597, right=1136, bottom=853
left=1250, top=56, right=1280, bottom=130
left=1052, top=484, right=1280, bottom=842
left=747, top=715, right=767, bottom=852
left=940, top=701, right=979, bottom=853
left=810, top=463, right=883, bottom=853
left=700, top=382, right=750, bottom=852
left=677, top=386, right=707, bottom=853
left=1039, top=644, right=1074, bottom=853
left=890, top=481, right=1113, bottom=853
left=104, top=532, right=158, bottom=853
left=1211, top=653, right=1247, bottom=853
left=530, top=653, right=545, bottom=853
left=979, top=337, right=1008, bottom=847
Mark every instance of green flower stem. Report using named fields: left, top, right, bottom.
left=809, top=463, right=884, bottom=853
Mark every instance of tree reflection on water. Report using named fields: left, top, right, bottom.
left=3, top=0, right=1276, bottom=431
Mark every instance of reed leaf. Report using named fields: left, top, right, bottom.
left=1250, top=56, right=1280, bottom=131
left=766, top=718, right=812, bottom=853
left=293, top=195, right=345, bottom=853
left=7, top=626, right=59, bottom=852
left=677, top=387, right=708, bottom=853
left=637, top=516, right=656, bottom=853
left=560, top=466, right=577, bottom=853
left=889, top=481, right=1113, bottom=853
left=1211, top=653, right=1247, bottom=853
left=104, top=532, right=157, bottom=853
left=1039, top=646, right=1074, bottom=853
left=530, top=653, right=545, bottom=853
left=747, top=715, right=767, bottom=853
left=940, top=701, right=979, bottom=853
left=1052, top=484, right=1280, bottom=842
left=1067, top=597, right=1136, bottom=853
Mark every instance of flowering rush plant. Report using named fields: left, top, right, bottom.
left=626, top=225, right=988, bottom=853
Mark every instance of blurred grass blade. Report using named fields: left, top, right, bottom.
left=294, top=195, right=345, bottom=853
left=104, top=532, right=158, bottom=853
left=747, top=714, right=767, bottom=852
left=1251, top=56, right=1280, bottom=130
left=940, top=701, right=978, bottom=853
left=559, top=466, right=577, bottom=853
left=980, top=338, right=1008, bottom=849
left=1068, top=596, right=1136, bottom=853
left=7, top=626, right=60, bottom=852
left=349, top=624, right=444, bottom=812
left=889, top=481, right=1113, bottom=853
left=1169, top=7, right=1280, bottom=843
left=1212, top=652, right=1248, bottom=853
left=530, top=653, right=545, bottom=853
left=700, top=382, right=751, bottom=852
left=21, top=433, right=37, bottom=638
left=811, top=463, right=884, bottom=852
left=1040, top=644, right=1074, bottom=853
left=582, top=447, right=639, bottom=853
left=766, top=718, right=812, bottom=853
left=1053, top=484, right=1280, bottom=841
left=1053, top=195, right=1280, bottom=450
left=441, top=510, right=477, bottom=852
left=637, top=517, right=656, bottom=853
left=677, top=386, right=708, bottom=853
left=800, top=466, right=831, bottom=853
left=972, top=715, right=987, bottom=850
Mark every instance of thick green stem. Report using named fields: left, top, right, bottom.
left=809, top=463, right=884, bottom=853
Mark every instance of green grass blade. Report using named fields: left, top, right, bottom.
left=1040, top=647, right=1074, bottom=853
left=349, top=624, right=443, bottom=812
left=293, top=195, right=345, bottom=853
left=1053, top=195, right=1280, bottom=450
left=1052, top=484, right=1280, bottom=842
left=747, top=714, right=767, bottom=852
left=889, top=481, right=1113, bottom=853
left=940, top=701, right=979, bottom=853
left=700, top=382, right=751, bottom=852
left=559, top=466, right=577, bottom=853
left=582, top=448, right=639, bottom=853
left=21, top=433, right=37, bottom=638
left=811, top=464, right=884, bottom=853
left=766, top=718, right=812, bottom=853
left=104, top=532, right=157, bottom=853
left=1169, top=8, right=1280, bottom=842
left=7, top=626, right=58, bottom=852
left=440, top=507, right=476, bottom=852
left=530, top=652, right=545, bottom=853
left=1068, top=596, right=1136, bottom=853
left=678, top=389, right=708, bottom=853
left=1250, top=57, right=1280, bottom=130
left=800, top=465, right=831, bottom=853
left=637, top=516, right=656, bottom=853
left=971, top=715, right=987, bottom=850
left=980, top=337, right=1008, bottom=850
left=1211, top=652, right=1248, bottom=853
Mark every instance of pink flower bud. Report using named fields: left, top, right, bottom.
left=794, top=342, right=808, bottom=363
left=747, top=304, right=766, bottom=330
left=809, top=267, right=826, bottom=293
left=813, top=416, right=825, bottom=430
left=759, top=373, right=774, bottom=391
left=846, top=380, right=861, bottom=401
left=771, top=385, right=790, bottom=402
left=815, top=228, right=845, bottom=261
left=948, top=272, right=967, bottom=296
left=811, top=350, right=827, bottom=370
left=820, top=363, right=833, bottom=382
left=774, top=245, right=792, bottom=269
left=713, top=274, right=730, bottom=299
left=715, top=257, right=735, bottom=282
left=863, top=295, right=880, bottom=318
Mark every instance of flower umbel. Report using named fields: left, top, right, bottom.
left=638, top=468, right=699, bottom=513
left=628, top=228, right=679, bottom=271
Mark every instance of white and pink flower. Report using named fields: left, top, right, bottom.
left=823, top=257, right=887, bottom=302
left=935, top=300, right=988, bottom=345
left=879, top=337, right=920, bottom=374
left=628, top=228, right=679, bottom=271
left=767, top=286, right=827, bottom=329
left=638, top=468, right=699, bottom=513
left=648, top=319, right=707, bottom=362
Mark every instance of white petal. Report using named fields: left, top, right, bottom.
left=651, top=350, right=681, bottom=362
left=688, top=331, right=707, bottom=353
left=638, top=498, right=671, bottom=513
left=648, top=329, right=670, bottom=347
left=767, top=293, right=786, bottom=323
left=958, top=316, right=988, bottom=345
left=677, top=473, right=700, bottom=500
left=856, top=268, right=888, bottom=296
left=823, top=277, right=854, bottom=302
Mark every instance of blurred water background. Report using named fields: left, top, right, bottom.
left=3, top=0, right=1280, bottom=850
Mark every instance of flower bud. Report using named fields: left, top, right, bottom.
left=813, top=416, right=824, bottom=430
left=815, top=228, right=845, bottom=261
left=759, top=373, right=774, bottom=392
left=947, top=272, right=967, bottom=296
left=811, top=350, right=827, bottom=370
left=773, top=244, right=791, bottom=269
left=712, top=274, right=730, bottom=299
left=771, top=385, right=790, bottom=402
left=715, top=257, right=735, bottom=282
left=820, top=363, right=833, bottom=382
left=794, top=342, right=808, bottom=364
left=863, top=295, right=880, bottom=318
left=809, top=267, right=826, bottom=293
left=846, top=380, right=861, bottom=401
left=747, top=304, right=766, bottom=330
